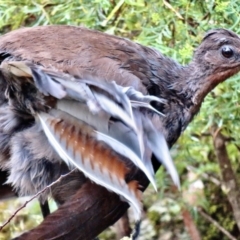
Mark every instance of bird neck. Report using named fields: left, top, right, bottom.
left=174, top=59, right=240, bottom=119
left=169, top=61, right=211, bottom=115
left=149, top=57, right=225, bottom=146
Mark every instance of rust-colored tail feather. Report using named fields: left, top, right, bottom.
left=38, top=111, right=143, bottom=219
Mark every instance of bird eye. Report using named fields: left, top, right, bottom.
left=221, top=46, right=234, bottom=58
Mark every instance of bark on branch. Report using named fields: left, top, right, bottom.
left=211, top=126, right=240, bottom=231
left=14, top=181, right=129, bottom=240
left=181, top=208, right=201, bottom=240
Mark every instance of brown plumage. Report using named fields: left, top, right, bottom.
left=0, top=26, right=239, bottom=239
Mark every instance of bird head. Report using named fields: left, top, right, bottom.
left=189, top=29, right=240, bottom=105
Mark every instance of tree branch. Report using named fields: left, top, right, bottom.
left=1, top=169, right=75, bottom=231
left=13, top=181, right=129, bottom=240
left=13, top=157, right=153, bottom=240
left=182, top=208, right=201, bottom=240
left=211, top=126, right=240, bottom=232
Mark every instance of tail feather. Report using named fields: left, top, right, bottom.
left=37, top=111, right=142, bottom=220
left=0, top=61, right=180, bottom=219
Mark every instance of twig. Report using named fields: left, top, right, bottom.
left=163, top=0, right=184, bottom=20
left=187, top=166, right=221, bottom=186
left=101, top=0, right=125, bottom=26
left=0, top=169, right=76, bottom=231
left=201, top=172, right=221, bottom=186
left=212, top=127, right=222, bottom=141
left=199, top=208, right=237, bottom=240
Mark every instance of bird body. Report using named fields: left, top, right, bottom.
left=0, top=31, right=179, bottom=219
left=0, top=26, right=240, bottom=238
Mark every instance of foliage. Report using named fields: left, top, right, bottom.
left=0, top=198, right=42, bottom=239
left=1, top=0, right=240, bottom=239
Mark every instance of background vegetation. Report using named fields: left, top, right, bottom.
left=1, top=0, right=240, bottom=239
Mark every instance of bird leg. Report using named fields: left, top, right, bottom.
left=39, top=201, right=50, bottom=219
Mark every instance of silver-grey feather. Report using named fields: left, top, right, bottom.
left=6, top=124, right=64, bottom=201
left=0, top=61, right=180, bottom=218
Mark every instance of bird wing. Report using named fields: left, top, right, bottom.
left=0, top=61, right=179, bottom=220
